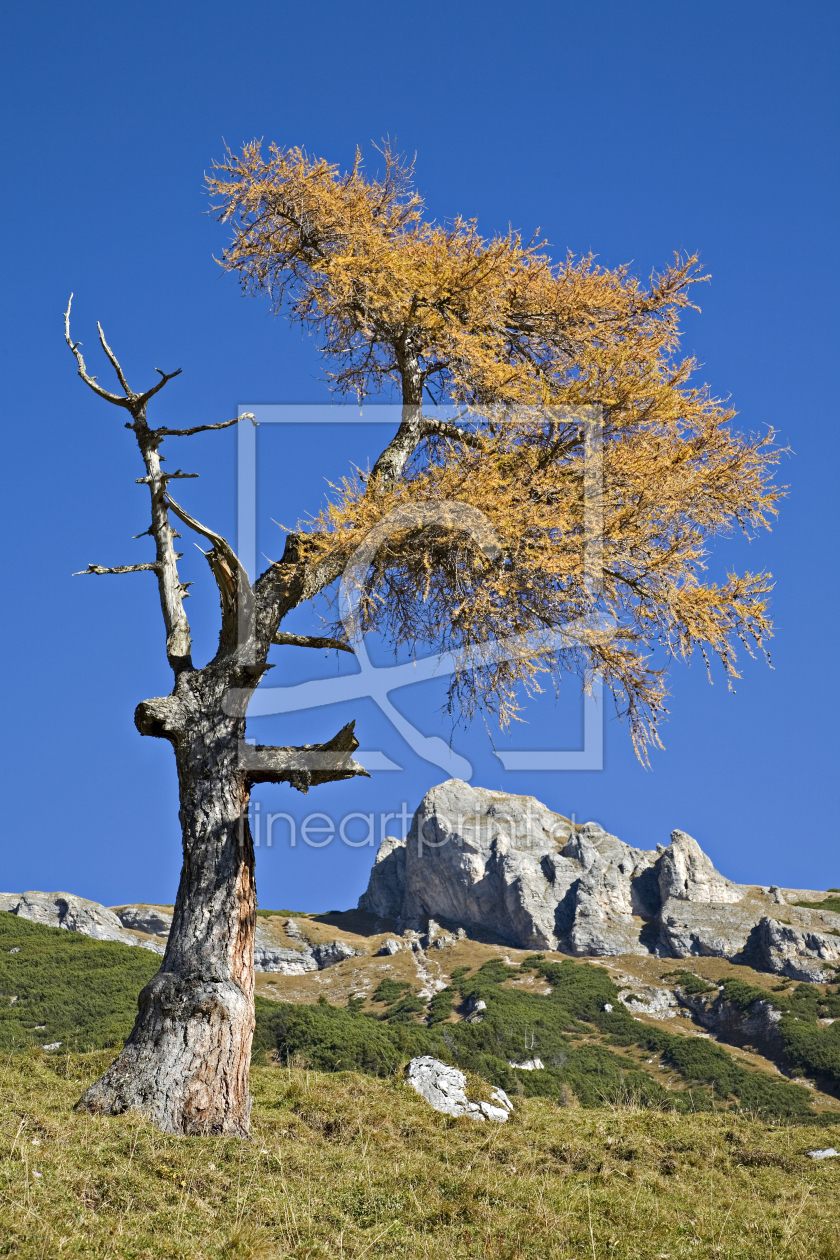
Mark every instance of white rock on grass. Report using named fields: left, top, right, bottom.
left=618, top=986, right=678, bottom=1019
left=509, top=1057, right=544, bottom=1071
left=406, top=1056, right=513, bottom=1122
left=806, top=1148, right=838, bottom=1160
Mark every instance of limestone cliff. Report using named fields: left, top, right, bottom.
left=358, top=779, right=840, bottom=978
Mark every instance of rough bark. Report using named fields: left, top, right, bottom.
left=66, top=302, right=369, bottom=1135
left=78, top=707, right=257, bottom=1134
left=65, top=303, right=478, bottom=1134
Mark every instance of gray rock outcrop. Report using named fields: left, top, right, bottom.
left=406, top=1056, right=513, bottom=1121
left=1, top=893, right=358, bottom=973
left=253, top=921, right=358, bottom=973
left=0, top=892, right=165, bottom=953
left=617, top=984, right=678, bottom=1019
left=357, top=780, right=840, bottom=975
left=358, top=834, right=406, bottom=920
left=751, top=917, right=840, bottom=983
left=676, top=986, right=787, bottom=1060
left=114, top=905, right=173, bottom=938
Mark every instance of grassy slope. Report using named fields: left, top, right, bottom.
left=1, top=1052, right=840, bottom=1259
left=3, top=912, right=840, bottom=1255
left=255, top=957, right=840, bottom=1122
left=0, top=913, right=160, bottom=1053
left=3, top=911, right=839, bottom=1123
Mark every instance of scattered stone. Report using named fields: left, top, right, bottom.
left=806, top=1148, right=838, bottom=1160
left=406, top=1057, right=512, bottom=1121
left=41, top=1042, right=62, bottom=1051
left=8, top=947, right=19, bottom=954
left=509, top=1057, right=544, bottom=1070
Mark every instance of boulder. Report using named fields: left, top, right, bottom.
left=751, top=917, right=840, bottom=983
left=405, top=1056, right=513, bottom=1121
left=114, top=905, right=173, bottom=937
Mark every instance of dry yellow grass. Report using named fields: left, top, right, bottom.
left=2, top=1050, right=839, bottom=1259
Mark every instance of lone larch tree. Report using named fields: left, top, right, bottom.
left=67, top=142, right=781, bottom=1135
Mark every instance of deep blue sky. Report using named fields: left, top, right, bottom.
left=1, top=1, right=837, bottom=909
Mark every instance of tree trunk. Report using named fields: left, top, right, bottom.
left=63, top=306, right=369, bottom=1137
left=76, top=704, right=257, bottom=1136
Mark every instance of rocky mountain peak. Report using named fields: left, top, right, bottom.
left=358, top=779, right=840, bottom=980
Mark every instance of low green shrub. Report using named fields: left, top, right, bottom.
left=372, top=978, right=410, bottom=1004
left=252, top=995, right=443, bottom=1074
left=0, top=911, right=159, bottom=1052
left=792, top=895, right=840, bottom=913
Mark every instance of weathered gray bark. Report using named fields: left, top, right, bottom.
left=64, top=304, right=472, bottom=1135
left=65, top=302, right=368, bottom=1134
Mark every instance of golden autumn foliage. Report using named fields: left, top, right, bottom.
left=208, top=142, right=783, bottom=756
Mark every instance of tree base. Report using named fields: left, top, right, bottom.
left=75, top=971, right=254, bottom=1136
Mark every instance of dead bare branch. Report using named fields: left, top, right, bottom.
left=136, top=470, right=199, bottom=485
left=73, top=562, right=160, bottom=576
left=240, top=720, right=369, bottom=792
left=97, top=321, right=133, bottom=395
left=165, top=493, right=253, bottom=652
left=64, top=296, right=131, bottom=408
left=155, top=412, right=256, bottom=438
left=272, top=632, right=354, bottom=652
left=64, top=295, right=182, bottom=414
